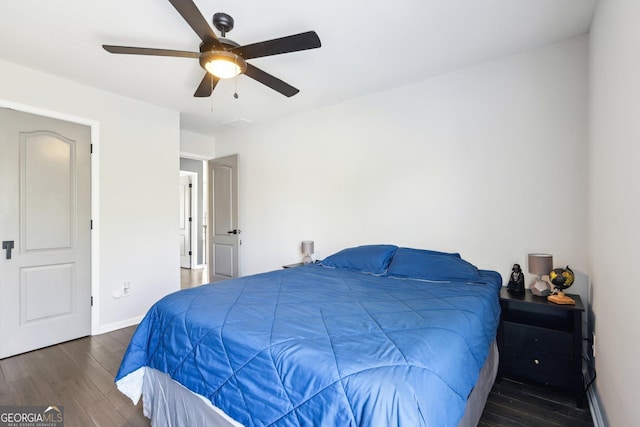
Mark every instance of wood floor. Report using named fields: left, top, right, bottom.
left=180, top=267, right=227, bottom=289
left=180, top=266, right=207, bottom=289
left=479, top=378, right=594, bottom=426
left=0, top=268, right=594, bottom=426
left=0, top=325, right=148, bottom=427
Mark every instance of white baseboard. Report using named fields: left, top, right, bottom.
left=587, top=385, right=606, bottom=427
left=181, top=265, right=206, bottom=270
left=95, top=315, right=144, bottom=335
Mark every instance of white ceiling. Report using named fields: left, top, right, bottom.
left=0, top=0, right=596, bottom=136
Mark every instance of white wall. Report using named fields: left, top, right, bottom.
left=0, top=59, right=181, bottom=333
left=590, top=1, right=640, bottom=425
left=215, top=36, right=589, bottom=292
left=180, top=129, right=215, bottom=159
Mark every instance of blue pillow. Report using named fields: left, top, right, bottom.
left=387, top=247, right=481, bottom=282
left=320, top=245, right=398, bottom=275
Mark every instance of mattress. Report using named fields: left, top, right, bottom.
left=116, top=262, right=502, bottom=426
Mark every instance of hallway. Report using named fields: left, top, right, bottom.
left=180, top=267, right=207, bottom=289
left=180, top=267, right=227, bottom=289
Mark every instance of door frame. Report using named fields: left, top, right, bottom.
left=180, top=152, right=215, bottom=279
left=0, top=99, right=100, bottom=335
left=179, top=171, right=198, bottom=269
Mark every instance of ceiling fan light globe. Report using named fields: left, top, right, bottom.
left=200, top=51, right=246, bottom=79
left=205, top=60, right=241, bottom=78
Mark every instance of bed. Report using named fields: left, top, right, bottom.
left=116, top=245, right=502, bottom=426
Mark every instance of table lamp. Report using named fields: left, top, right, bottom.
left=528, top=253, right=553, bottom=296
left=301, top=241, right=314, bottom=264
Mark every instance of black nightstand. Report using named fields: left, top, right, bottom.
left=497, top=287, right=585, bottom=407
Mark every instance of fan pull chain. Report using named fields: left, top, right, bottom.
left=234, top=75, right=239, bottom=99
left=234, top=57, right=239, bottom=99
left=210, top=76, right=214, bottom=112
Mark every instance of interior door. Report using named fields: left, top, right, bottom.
left=208, top=155, right=239, bottom=280
left=0, top=108, right=91, bottom=359
left=179, top=174, right=192, bottom=268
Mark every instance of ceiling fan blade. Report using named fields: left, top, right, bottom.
left=194, top=73, right=220, bottom=97
left=244, top=64, right=299, bottom=97
left=232, top=31, right=321, bottom=60
left=168, top=0, right=222, bottom=48
left=103, top=45, right=200, bottom=58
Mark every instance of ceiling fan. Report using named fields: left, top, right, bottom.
left=102, top=0, right=321, bottom=98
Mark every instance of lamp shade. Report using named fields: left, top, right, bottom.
left=301, top=241, right=314, bottom=255
left=528, top=253, right=553, bottom=276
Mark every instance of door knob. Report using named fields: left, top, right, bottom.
left=2, top=240, right=14, bottom=259
left=227, top=229, right=241, bottom=235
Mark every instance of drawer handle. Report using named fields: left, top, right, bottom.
left=533, top=359, right=540, bottom=365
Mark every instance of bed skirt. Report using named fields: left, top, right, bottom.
left=458, top=340, right=499, bottom=427
left=119, top=341, right=498, bottom=427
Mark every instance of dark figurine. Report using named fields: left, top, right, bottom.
left=507, top=263, right=525, bottom=293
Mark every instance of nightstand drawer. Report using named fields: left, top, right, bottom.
left=503, top=321, right=572, bottom=357
left=503, top=344, right=572, bottom=388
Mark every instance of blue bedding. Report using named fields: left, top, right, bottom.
left=116, top=264, right=501, bottom=426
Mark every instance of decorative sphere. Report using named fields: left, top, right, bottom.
left=549, top=266, right=575, bottom=291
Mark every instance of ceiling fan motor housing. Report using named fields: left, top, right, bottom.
left=199, top=37, right=240, bottom=53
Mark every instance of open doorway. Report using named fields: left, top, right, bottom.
left=179, top=158, right=208, bottom=288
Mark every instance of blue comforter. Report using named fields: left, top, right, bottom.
left=116, top=264, right=501, bottom=426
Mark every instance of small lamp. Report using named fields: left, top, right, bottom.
left=301, top=241, right=314, bottom=264
left=528, top=253, right=553, bottom=296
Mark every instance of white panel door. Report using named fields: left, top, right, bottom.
left=0, top=108, right=91, bottom=359
left=179, top=174, right=192, bottom=268
left=208, top=155, right=239, bottom=280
